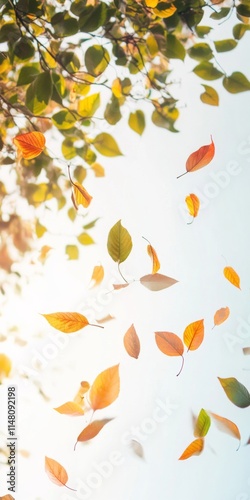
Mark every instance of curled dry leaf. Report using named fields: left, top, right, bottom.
left=194, top=409, right=211, bottom=438
left=183, top=319, right=204, bottom=352
left=155, top=331, right=184, bottom=376
left=89, top=264, right=104, bottom=287
left=218, top=377, right=250, bottom=408
left=75, top=418, right=113, bottom=448
left=209, top=412, right=241, bottom=448
left=140, top=273, right=178, bottom=292
left=185, top=194, right=200, bottom=223
left=223, top=266, right=241, bottom=289
left=177, top=136, right=215, bottom=178
left=42, top=312, right=103, bottom=333
left=123, top=324, right=140, bottom=359
left=13, top=131, right=46, bottom=159
left=142, top=237, right=160, bottom=274
left=179, top=438, right=204, bottom=460
left=89, top=364, right=120, bottom=411
left=213, top=307, right=230, bottom=327
left=54, top=401, right=85, bottom=416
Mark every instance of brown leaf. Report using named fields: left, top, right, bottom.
left=75, top=419, right=113, bottom=447
left=243, top=347, right=250, bottom=355
left=209, top=412, right=241, bottom=448
left=223, top=266, right=241, bottom=289
left=89, top=364, right=120, bottom=410
left=13, top=131, right=45, bottom=159
left=183, top=319, right=204, bottom=351
left=113, top=283, right=130, bottom=290
left=54, top=401, right=85, bottom=416
left=140, top=273, right=178, bottom=291
left=178, top=438, right=204, bottom=460
left=45, top=456, right=68, bottom=487
left=213, top=307, right=230, bottom=327
left=123, top=324, right=140, bottom=359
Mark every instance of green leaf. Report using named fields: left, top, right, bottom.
left=51, top=11, right=79, bottom=37
left=165, top=34, right=185, bottom=61
left=237, top=3, right=250, bottom=17
left=151, top=108, right=179, bottom=132
left=26, top=71, right=52, bottom=114
left=52, top=73, right=67, bottom=98
left=210, top=7, right=230, bottom=20
left=78, top=93, right=101, bottom=118
left=83, top=218, right=100, bottom=230
left=13, top=37, right=35, bottom=60
left=85, top=45, right=110, bottom=76
left=223, top=72, right=250, bottom=93
left=17, top=64, right=40, bottom=85
left=128, top=110, right=145, bottom=135
left=79, top=3, right=108, bottom=32
left=200, top=85, right=219, bottom=106
left=93, top=133, right=122, bottom=157
left=104, top=96, right=122, bottom=125
left=233, top=23, right=250, bottom=40
left=193, top=61, right=223, bottom=81
left=188, top=43, right=213, bottom=61
left=62, top=138, right=78, bottom=160
left=74, top=165, right=87, bottom=183
left=214, top=39, right=237, bottom=52
left=77, top=232, right=95, bottom=245
left=66, top=245, right=79, bottom=260
left=107, top=219, right=132, bottom=263
left=195, top=26, right=213, bottom=38
left=194, top=409, right=211, bottom=438
left=52, top=110, right=76, bottom=129
left=218, top=377, right=250, bottom=408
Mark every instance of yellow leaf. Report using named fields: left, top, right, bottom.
left=185, top=194, right=200, bottom=222
left=13, top=131, right=45, bottom=159
left=223, top=266, right=241, bottom=289
left=153, top=3, right=176, bottom=18
left=89, top=364, right=120, bottom=410
left=45, top=456, right=68, bottom=487
left=123, top=324, right=140, bottom=359
left=183, top=319, right=204, bottom=351
left=75, top=419, right=113, bottom=448
left=73, top=181, right=92, bottom=209
left=91, top=162, right=105, bottom=177
left=145, top=0, right=158, bottom=7
left=42, top=312, right=89, bottom=333
left=38, top=245, right=52, bottom=262
left=112, top=78, right=123, bottom=98
left=89, top=265, right=104, bottom=288
left=213, top=307, right=230, bottom=327
left=0, top=353, right=12, bottom=380
left=73, top=381, right=90, bottom=406
left=179, top=438, right=204, bottom=460
left=54, top=401, right=85, bottom=416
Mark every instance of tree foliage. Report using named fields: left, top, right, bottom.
left=0, top=0, right=249, bottom=287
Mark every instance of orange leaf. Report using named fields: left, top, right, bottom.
left=0, top=495, right=15, bottom=500
left=38, top=245, right=52, bottom=262
left=210, top=412, right=241, bottom=448
left=213, top=307, right=230, bottom=327
left=185, top=194, right=200, bottom=222
left=89, top=364, right=120, bottom=410
left=183, top=319, right=204, bottom=351
left=75, top=419, right=113, bottom=447
left=179, top=438, right=204, bottom=460
left=0, top=353, right=12, bottom=380
left=13, top=131, right=45, bottom=159
left=42, top=312, right=89, bottom=333
left=155, top=331, right=184, bottom=375
left=223, top=266, right=241, bottom=289
left=123, top=324, right=140, bottom=359
left=45, top=456, right=68, bottom=487
left=140, top=273, right=178, bottom=291
left=73, top=181, right=92, bottom=209
left=73, top=381, right=90, bottom=406
left=143, top=237, right=160, bottom=273
left=177, top=136, right=215, bottom=178
left=54, top=401, right=85, bottom=416
left=113, top=283, right=130, bottom=290
left=89, top=264, right=104, bottom=288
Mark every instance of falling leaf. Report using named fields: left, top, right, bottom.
left=42, top=312, right=103, bottom=333
left=39, top=245, right=52, bottom=262
left=45, top=456, right=68, bottom=487
left=142, top=237, right=160, bottom=273
left=107, top=220, right=132, bottom=263
left=209, top=412, right=241, bottom=448
left=213, top=307, right=230, bottom=327
left=218, top=377, right=250, bottom=408
left=123, top=324, right=140, bottom=359
left=89, top=265, right=104, bottom=288
left=13, top=131, right=45, bottom=159
left=66, top=245, right=79, bottom=260
left=130, top=439, right=144, bottom=459
left=0, top=353, right=12, bottom=380
left=89, top=364, right=120, bottom=410
left=73, top=381, right=90, bottom=406
left=179, top=438, right=204, bottom=460
left=183, top=319, right=204, bottom=352
left=54, top=401, right=85, bottom=416
left=155, top=331, right=184, bottom=376
left=177, top=136, right=215, bottom=178
left=243, top=347, right=250, bottom=355
left=96, top=314, right=115, bottom=324
left=185, top=194, right=200, bottom=223
left=0, top=495, right=15, bottom=500
left=194, top=409, right=211, bottom=437
left=72, top=181, right=92, bottom=209
left=113, top=283, right=130, bottom=290
left=223, top=266, right=241, bottom=289
left=75, top=419, right=113, bottom=447
left=140, top=273, right=178, bottom=291
left=91, top=162, right=105, bottom=177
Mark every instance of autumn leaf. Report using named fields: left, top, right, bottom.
left=123, top=324, right=140, bottom=359
left=194, top=409, right=211, bottom=438
left=89, top=364, right=120, bottom=410
left=185, top=194, right=200, bottom=223
left=89, top=264, right=104, bottom=287
left=130, top=439, right=145, bottom=459
left=142, top=236, right=160, bottom=273
left=38, top=245, right=52, bottom=262
left=72, top=181, right=92, bottom=209
left=183, top=319, right=204, bottom=351
left=179, top=438, right=204, bottom=460
left=218, top=377, right=250, bottom=408
left=73, top=381, right=90, bottom=406
left=0, top=353, right=12, bottom=381
left=213, top=307, right=230, bottom=328
left=13, top=131, right=45, bottom=159
left=243, top=347, right=250, bottom=355
left=42, top=312, right=103, bottom=333
left=209, top=412, right=241, bottom=448
left=54, top=401, right=85, bottom=416
left=155, top=332, right=184, bottom=376
left=223, top=266, right=241, bottom=289
left=96, top=314, right=115, bottom=324
left=113, top=283, right=130, bottom=290
left=107, top=220, right=132, bottom=263
left=45, top=457, right=76, bottom=490
left=177, top=136, right=215, bottom=178
left=75, top=419, right=113, bottom=448
left=0, top=495, right=15, bottom=500
left=140, top=273, right=178, bottom=291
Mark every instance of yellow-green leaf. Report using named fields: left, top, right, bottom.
left=128, top=110, right=145, bottom=135
left=78, top=93, right=100, bottom=118
left=218, top=377, right=250, bottom=408
left=194, top=408, right=211, bottom=437
left=200, top=85, right=219, bottom=106
left=77, top=232, right=95, bottom=245
left=107, top=219, right=132, bottom=263
left=93, top=133, right=122, bottom=157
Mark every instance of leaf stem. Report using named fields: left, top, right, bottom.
left=177, top=171, right=187, bottom=179
left=176, top=355, right=185, bottom=377
left=89, top=323, right=104, bottom=329
left=65, top=484, right=77, bottom=492
left=118, top=262, right=128, bottom=283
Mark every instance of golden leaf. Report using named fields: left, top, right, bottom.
left=89, top=265, right=104, bottom=288
left=0, top=353, right=12, bottom=380
left=185, top=193, right=200, bottom=222
left=54, top=401, right=85, bottom=416
left=183, top=319, right=204, bottom=351
left=179, top=438, right=204, bottom=460
left=223, top=266, right=241, bottom=289
left=89, top=364, right=120, bottom=410
left=42, top=312, right=89, bottom=333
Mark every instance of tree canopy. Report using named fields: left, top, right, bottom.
left=0, top=0, right=250, bottom=288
